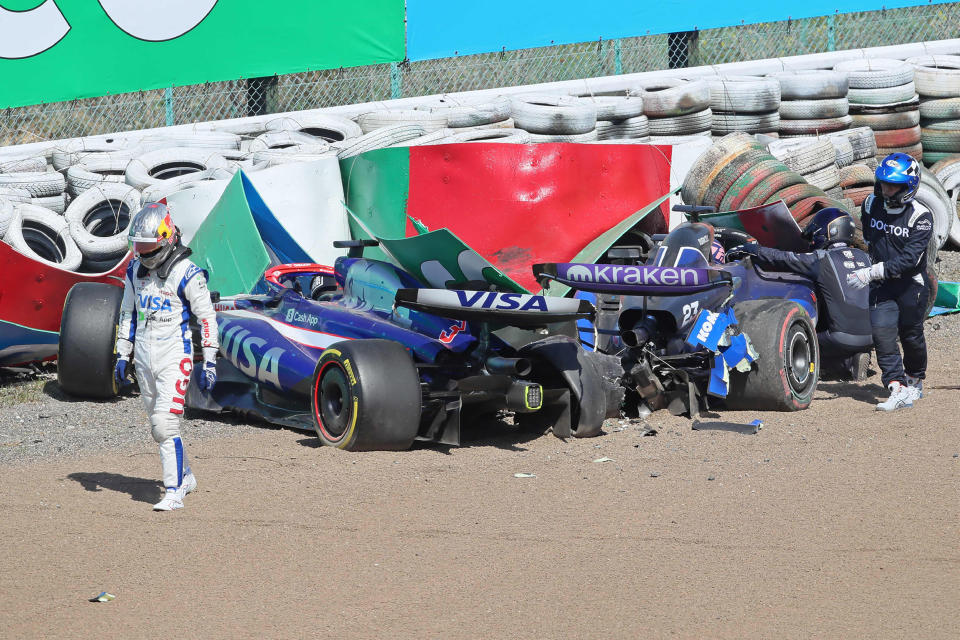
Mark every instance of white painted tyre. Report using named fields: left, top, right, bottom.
left=332, top=125, right=427, bottom=159
left=768, top=70, right=848, bottom=99
left=635, top=79, right=711, bottom=117
left=834, top=58, right=915, bottom=89
left=0, top=187, right=31, bottom=204
left=0, top=171, right=65, bottom=197
left=777, top=115, right=852, bottom=136
left=779, top=98, right=849, bottom=119
left=263, top=114, right=362, bottom=142
left=510, top=94, right=597, bottom=134
left=31, top=193, right=67, bottom=214
left=803, top=163, right=841, bottom=190
left=51, top=135, right=136, bottom=171
left=527, top=129, right=599, bottom=143
left=0, top=156, right=46, bottom=174
left=356, top=110, right=448, bottom=135
left=65, top=150, right=136, bottom=195
left=702, top=75, right=781, bottom=113
left=138, top=130, right=241, bottom=151
left=444, top=128, right=532, bottom=143
left=648, top=108, right=712, bottom=135
left=124, top=148, right=229, bottom=191
left=828, top=136, right=855, bottom=168
left=906, top=55, right=960, bottom=97
left=4, top=203, right=82, bottom=271
left=66, top=183, right=141, bottom=259
left=847, top=84, right=917, bottom=106
left=415, top=96, right=511, bottom=127
left=248, top=131, right=331, bottom=153
left=769, top=138, right=837, bottom=174
left=0, top=198, right=15, bottom=238
left=580, top=95, right=645, bottom=121
left=825, top=127, right=877, bottom=160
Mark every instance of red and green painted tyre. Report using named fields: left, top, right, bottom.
left=763, top=182, right=824, bottom=210
left=737, top=168, right=807, bottom=210
left=700, top=148, right=774, bottom=210
left=717, top=158, right=792, bottom=211
left=873, top=125, right=921, bottom=148
left=841, top=186, right=874, bottom=207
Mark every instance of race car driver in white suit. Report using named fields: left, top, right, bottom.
left=115, top=202, right=219, bottom=511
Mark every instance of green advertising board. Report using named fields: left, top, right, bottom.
left=0, top=0, right=405, bottom=108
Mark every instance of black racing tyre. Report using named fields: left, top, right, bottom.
left=726, top=299, right=819, bottom=411
left=311, top=339, right=421, bottom=451
left=57, top=282, right=123, bottom=399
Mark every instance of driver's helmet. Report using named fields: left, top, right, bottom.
left=650, top=222, right=713, bottom=268
left=128, top=202, right=178, bottom=270
left=709, top=239, right=726, bottom=264
left=802, top=207, right=855, bottom=250
left=874, top=152, right=920, bottom=209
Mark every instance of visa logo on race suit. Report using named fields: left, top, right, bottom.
left=138, top=294, right=173, bottom=313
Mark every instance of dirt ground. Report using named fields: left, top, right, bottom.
left=0, top=315, right=957, bottom=639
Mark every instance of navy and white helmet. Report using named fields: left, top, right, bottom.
left=802, top=207, right=855, bottom=250
left=874, top=152, right=920, bottom=208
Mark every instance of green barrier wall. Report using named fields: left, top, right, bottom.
left=0, top=0, right=404, bottom=108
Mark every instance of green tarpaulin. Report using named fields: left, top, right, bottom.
left=188, top=172, right=270, bottom=296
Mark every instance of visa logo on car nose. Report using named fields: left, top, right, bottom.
left=138, top=294, right=173, bottom=312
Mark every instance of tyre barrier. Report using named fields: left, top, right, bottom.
left=509, top=95, right=597, bottom=135
left=247, top=131, right=331, bottom=153
left=65, top=183, right=141, bottom=265
left=263, top=113, right=363, bottom=142
left=415, top=95, right=513, bottom=128
left=3, top=203, right=82, bottom=271
left=634, top=79, right=711, bottom=118
left=124, top=148, right=230, bottom=191
left=356, top=109, right=449, bottom=135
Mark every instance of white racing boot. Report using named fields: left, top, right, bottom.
left=876, top=381, right=913, bottom=412
left=153, top=489, right=184, bottom=511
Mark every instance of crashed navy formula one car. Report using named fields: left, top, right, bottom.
left=58, top=240, right=619, bottom=451
left=535, top=220, right=820, bottom=417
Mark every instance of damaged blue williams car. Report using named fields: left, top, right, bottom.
left=535, top=222, right=820, bottom=417
left=57, top=240, right=622, bottom=451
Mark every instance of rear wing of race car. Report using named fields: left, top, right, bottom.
left=533, top=263, right=733, bottom=296
left=395, top=288, right=594, bottom=327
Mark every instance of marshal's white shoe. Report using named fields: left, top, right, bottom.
left=153, top=490, right=184, bottom=511
left=905, top=376, right=923, bottom=402
left=181, top=471, right=197, bottom=496
left=876, top=381, right=913, bottom=412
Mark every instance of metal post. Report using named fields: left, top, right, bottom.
left=614, top=39, right=623, bottom=75
left=164, top=87, right=174, bottom=126
left=598, top=38, right=608, bottom=76
left=827, top=13, right=836, bottom=51
left=390, top=62, right=403, bottom=100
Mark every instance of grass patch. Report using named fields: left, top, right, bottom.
left=0, top=377, right=50, bottom=408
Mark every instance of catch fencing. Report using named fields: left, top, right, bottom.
left=1, top=3, right=957, bottom=147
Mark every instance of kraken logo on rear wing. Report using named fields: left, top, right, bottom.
left=533, top=263, right=733, bottom=296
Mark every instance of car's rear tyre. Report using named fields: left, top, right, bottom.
left=57, top=282, right=123, bottom=398
left=311, top=339, right=421, bottom=451
left=726, top=299, right=819, bottom=411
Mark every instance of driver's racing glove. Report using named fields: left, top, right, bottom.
left=727, top=243, right=759, bottom=261
left=198, top=347, right=218, bottom=391
left=114, top=356, right=130, bottom=387
left=847, top=262, right=884, bottom=290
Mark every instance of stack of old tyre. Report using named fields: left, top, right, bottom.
left=834, top=58, right=921, bottom=162
left=679, top=132, right=852, bottom=227
left=769, top=70, right=851, bottom=138
left=697, top=75, right=780, bottom=138
left=577, top=95, right=649, bottom=142
left=929, top=156, right=960, bottom=248
left=907, top=55, right=960, bottom=168
left=631, top=79, right=712, bottom=142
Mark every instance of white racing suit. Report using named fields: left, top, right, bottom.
left=116, top=254, right=218, bottom=492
